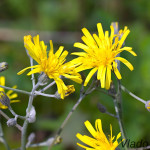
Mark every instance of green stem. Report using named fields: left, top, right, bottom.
left=113, top=81, right=128, bottom=150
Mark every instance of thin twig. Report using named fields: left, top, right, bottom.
left=39, top=81, right=55, bottom=93
left=0, top=85, right=31, bottom=95
left=29, top=56, right=36, bottom=88
left=35, top=91, right=56, bottom=98
left=8, top=106, right=26, bottom=120
left=121, top=85, right=146, bottom=104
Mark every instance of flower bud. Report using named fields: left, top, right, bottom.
left=38, top=72, right=49, bottom=85
left=7, top=118, right=17, bottom=127
left=0, top=91, right=10, bottom=108
left=97, top=102, right=107, bottom=113
left=0, top=62, right=8, bottom=72
left=27, top=106, right=36, bottom=123
left=145, top=100, right=150, bottom=112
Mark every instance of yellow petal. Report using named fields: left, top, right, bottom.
left=76, top=133, right=97, bottom=148
left=110, top=25, right=114, bottom=44
left=8, top=93, right=18, bottom=100
left=119, top=47, right=137, bottom=56
left=97, top=23, right=104, bottom=39
left=63, top=74, right=82, bottom=84
left=84, top=120, right=97, bottom=138
left=0, top=103, right=8, bottom=109
left=115, top=57, right=134, bottom=71
left=82, top=28, right=96, bottom=45
left=33, top=35, right=40, bottom=45
left=55, top=46, right=64, bottom=58
left=74, top=42, right=89, bottom=52
left=27, top=67, right=42, bottom=76
left=97, top=65, right=104, bottom=80
left=58, top=50, right=68, bottom=63
left=76, top=142, right=90, bottom=149
left=105, top=66, right=112, bottom=90
left=17, top=65, right=39, bottom=75
left=84, top=68, right=97, bottom=86
left=93, top=33, right=101, bottom=48
left=0, top=76, right=5, bottom=86
left=81, top=36, right=97, bottom=49
left=71, top=52, right=87, bottom=57
left=49, top=40, right=54, bottom=56
left=100, top=67, right=106, bottom=88
left=10, top=100, right=20, bottom=103
left=113, top=62, right=122, bottom=79
left=118, top=29, right=130, bottom=48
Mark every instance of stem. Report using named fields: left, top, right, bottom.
left=39, top=81, right=55, bottom=92
left=29, top=57, right=35, bottom=87
left=35, top=91, right=56, bottom=98
left=0, top=85, right=30, bottom=95
left=48, top=95, right=85, bottom=150
left=113, top=80, right=128, bottom=150
left=9, top=106, right=26, bottom=120
left=121, top=85, right=146, bottom=104
left=21, top=120, right=28, bottom=150
left=0, top=119, right=11, bottom=150
left=21, top=83, right=39, bottom=150
left=26, top=83, right=39, bottom=113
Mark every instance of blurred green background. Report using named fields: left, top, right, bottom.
left=0, top=0, right=150, bottom=150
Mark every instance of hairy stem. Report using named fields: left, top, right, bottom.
left=21, top=83, right=39, bottom=150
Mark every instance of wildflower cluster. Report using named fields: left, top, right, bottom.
left=0, top=22, right=139, bottom=150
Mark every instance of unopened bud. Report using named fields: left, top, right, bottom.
left=97, top=102, right=107, bottom=113
left=7, top=118, right=17, bottom=127
left=38, top=72, right=49, bottom=85
left=145, top=100, right=150, bottom=112
left=27, top=106, right=36, bottom=123
left=0, top=62, right=8, bottom=73
left=0, top=91, right=10, bottom=108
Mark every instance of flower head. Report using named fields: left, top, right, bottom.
left=0, top=76, right=19, bottom=109
left=17, top=35, right=82, bottom=99
left=76, top=119, right=123, bottom=150
left=71, top=23, right=136, bottom=89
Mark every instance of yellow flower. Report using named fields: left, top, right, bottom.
left=71, top=23, right=137, bottom=89
left=0, top=76, right=19, bottom=109
left=17, top=35, right=82, bottom=99
left=76, top=119, right=123, bottom=150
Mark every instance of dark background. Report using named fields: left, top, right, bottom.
left=0, top=0, right=150, bottom=149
